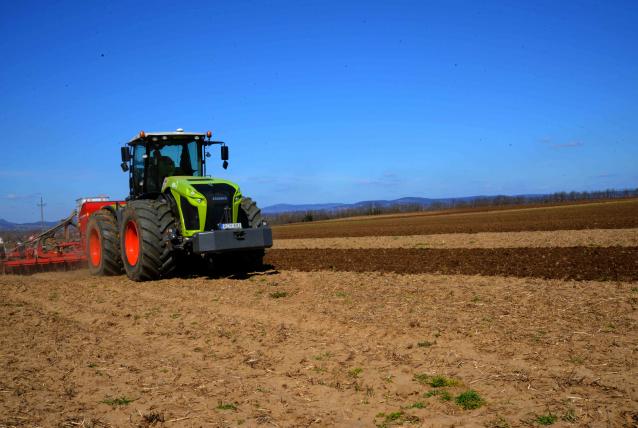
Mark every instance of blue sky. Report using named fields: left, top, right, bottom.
left=0, top=0, right=636, bottom=222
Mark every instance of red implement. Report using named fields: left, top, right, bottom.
left=0, top=198, right=129, bottom=275
left=0, top=210, right=86, bottom=274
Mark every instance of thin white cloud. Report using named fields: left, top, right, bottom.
left=3, top=193, right=40, bottom=201
left=551, top=141, right=584, bottom=149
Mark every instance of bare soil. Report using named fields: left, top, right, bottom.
left=273, top=199, right=638, bottom=239
left=1, top=270, right=637, bottom=427
left=265, top=247, right=638, bottom=281
left=273, top=228, right=638, bottom=250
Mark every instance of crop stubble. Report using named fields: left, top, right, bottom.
left=1, top=271, right=636, bottom=426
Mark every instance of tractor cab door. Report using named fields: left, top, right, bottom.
left=131, top=145, right=147, bottom=196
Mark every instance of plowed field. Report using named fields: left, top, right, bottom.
left=1, top=199, right=637, bottom=427
left=273, top=199, right=638, bottom=239
left=265, top=246, right=638, bottom=281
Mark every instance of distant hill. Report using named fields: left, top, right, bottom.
left=262, top=203, right=348, bottom=214
left=262, top=196, right=487, bottom=214
left=0, top=219, right=59, bottom=231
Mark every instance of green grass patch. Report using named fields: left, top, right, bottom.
left=313, top=351, right=333, bottom=361
left=409, top=401, right=426, bottom=409
left=569, top=354, right=584, bottom=365
left=269, top=291, right=288, bottom=299
left=217, top=401, right=237, bottom=411
left=375, top=410, right=420, bottom=427
left=424, top=389, right=452, bottom=401
left=102, top=396, right=135, bottom=406
left=413, top=373, right=457, bottom=387
left=535, top=413, right=557, bottom=425
left=455, top=390, right=484, bottom=410
left=429, top=375, right=457, bottom=387
left=348, top=367, right=363, bottom=378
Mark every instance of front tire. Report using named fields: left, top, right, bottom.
left=86, top=209, right=123, bottom=276
left=237, top=197, right=265, bottom=270
left=238, top=197, right=264, bottom=228
left=120, top=200, right=176, bottom=281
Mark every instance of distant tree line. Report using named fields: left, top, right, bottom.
left=264, top=188, right=638, bottom=225
left=2, top=188, right=636, bottom=246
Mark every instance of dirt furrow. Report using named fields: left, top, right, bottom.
left=265, top=246, right=638, bottom=281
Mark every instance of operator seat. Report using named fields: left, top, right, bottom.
left=157, top=155, right=176, bottom=178
left=147, top=154, right=176, bottom=192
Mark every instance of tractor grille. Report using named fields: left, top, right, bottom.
left=179, top=196, right=200, bottom=230
left=192, top=183, right=236, bottom=230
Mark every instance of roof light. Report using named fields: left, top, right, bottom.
left=139, top=130, right=145, bottom=138
left=176, top=128, right=184, bottom=132
left=206, top=130, right=212, bottom=138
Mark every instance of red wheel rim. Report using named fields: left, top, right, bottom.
left=89, top=228, right=101, bottom=267
left=125, top=220, right=140, bottom=266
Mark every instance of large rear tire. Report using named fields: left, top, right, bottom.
left=120, top=200, right=177, bottom=281
left=86, top=209, right=123, bottom=276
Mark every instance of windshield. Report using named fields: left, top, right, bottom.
left=132, top=139, right=202, bottom=195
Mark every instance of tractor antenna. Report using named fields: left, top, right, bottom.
left=37, top=196, right=46, bottom=232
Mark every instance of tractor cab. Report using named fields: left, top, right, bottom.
left=121, top=129, right=229, bottom=199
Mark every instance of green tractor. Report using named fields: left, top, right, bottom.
left=83, top=129, right=272, bottom=281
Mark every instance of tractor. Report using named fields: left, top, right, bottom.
left=83, top=129, right=272, bottom=281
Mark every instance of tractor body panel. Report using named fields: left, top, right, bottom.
left=161, top=176, right=242, bottom=237
left=191, top=227, right=273, bottom=253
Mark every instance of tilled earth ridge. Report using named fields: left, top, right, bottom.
left=1, top=270, right=637, bottom=427
left=272, top=228, right=638, bottom=250
left=265, top=247, right=638, bottom=281
left=272, top=199, right=638, bottom=239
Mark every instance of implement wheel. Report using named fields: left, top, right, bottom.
left=120, top=200, right=176, bottom=281
left=86, top=209, right=123, bottom=276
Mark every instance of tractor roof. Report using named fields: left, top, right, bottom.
left=128, top=129, right=207, bottom=145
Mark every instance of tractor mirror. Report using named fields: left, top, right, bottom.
left=121, top=146, right=131, bottom=162
left=120, top=162, right=129, bottom=172
left=223, top=160, right=229, bottom=170
left=221, top=145, right=229, bottom=161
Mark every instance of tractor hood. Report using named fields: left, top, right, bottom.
left=162, top=176, right=242, bottom=237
